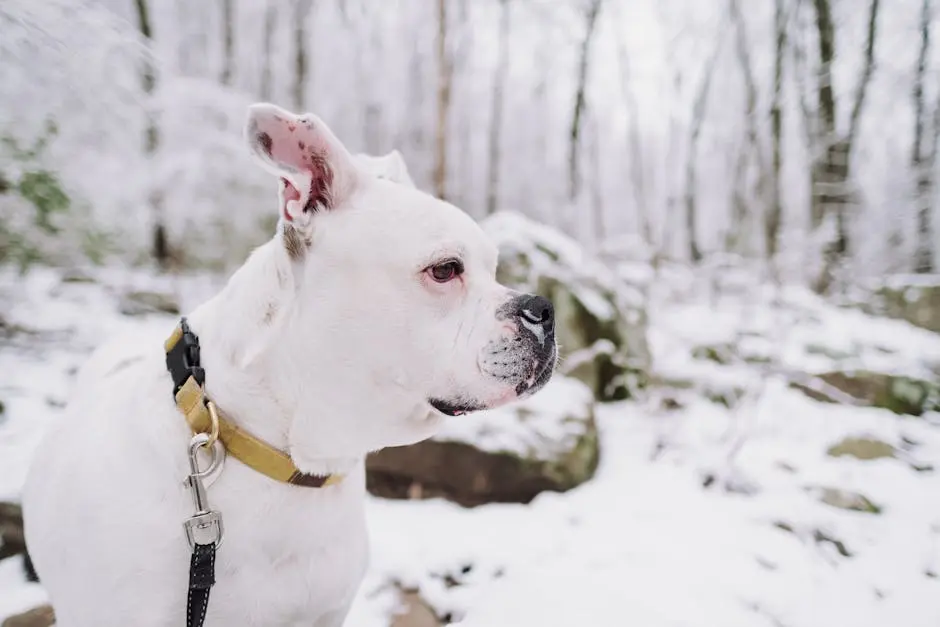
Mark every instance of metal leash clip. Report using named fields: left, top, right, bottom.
left=183, top=432, right=225, bottom=550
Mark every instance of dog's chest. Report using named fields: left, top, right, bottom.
left=205, top=469, right=370, bottom=624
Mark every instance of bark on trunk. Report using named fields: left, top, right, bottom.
left=260, top=1, right=276, bottom=100
left=684, top=37, right=722, bottom=264
left=810, top=0, right=880, bottom=294
left=220, top=0, right=235, bottom=86
left=485, top=0, right=511, bottom=215
left=767, top=0, right=787, bottom=260
left=133, top=0, right=168, bottom=269
left=914, top=0, right=936, bottom=273
left=614, top=11, right=652, bottom=253
left=292, top=0, right=314, bottom=111
left=568, top=0, right=603, bottom=202
left=728, top=0, right=768, bottom=256
left=434, top=0, right=453, bottom=200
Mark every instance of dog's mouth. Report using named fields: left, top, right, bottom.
left=429, top=347, right=556, bottom=417
left=427, top=398, right=487, bottom=417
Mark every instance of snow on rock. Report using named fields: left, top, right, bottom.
left=855, top=274, right=940, bottom=334
left=366, top=376, right=599, bottom=507
left=482, top=211, right=651, bottom=401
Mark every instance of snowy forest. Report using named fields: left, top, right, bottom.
left=2, top=0, right=940, bottom=626
left=0, top=0, right=937, bottom=284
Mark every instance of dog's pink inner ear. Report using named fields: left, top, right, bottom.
left=280, top=178, right=301, bottom=222
left=256, top=116, right=335, bottom=211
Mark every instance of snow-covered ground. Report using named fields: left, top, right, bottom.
left=2, top=264, right=940, bottom=626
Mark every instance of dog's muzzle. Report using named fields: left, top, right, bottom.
left=430, top=294, right=557, bottom=417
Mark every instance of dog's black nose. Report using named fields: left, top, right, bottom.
left=517, top=295, right=554, bottom=335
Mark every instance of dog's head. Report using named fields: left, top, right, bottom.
left=245, top=103, right=556, bottom=457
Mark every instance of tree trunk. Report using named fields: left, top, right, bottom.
left=568, top=0, right=603, bottom=202
left=292, top=0, right=314, bottom=111
left=220, top=0, right=235, bottom=86
left=133, top=0, right=168, bottom=269
left=810, top=0, right=836, bottom=232
left=260, top=1, right=276, bottom=100
left=684, top=37, right=722, bottom=264
left=920, top=92, right=940, bottom=272
left=914, top=0, right=935, bottom=273
left=728, top=0, right=768, bottom=256
left=433, top=0, right=452, bottom=200
left=810, top=0, right=880, bottom=294
left=485, top=0, right=511, bottom=215
left=789, top=2, right=816, bottom=150
left=588, top=116, right=605, bottom=245
left=614, top=10, right=652, bottom=255
left=767, top=0, right=787, bottom=260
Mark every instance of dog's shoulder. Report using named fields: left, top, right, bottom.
left=73, top=325, right=168, bottom=389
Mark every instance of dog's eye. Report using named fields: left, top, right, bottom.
left=428, top=260, right=464, bottom=283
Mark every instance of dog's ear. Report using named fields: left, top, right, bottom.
left=353, top=150, right=417, bottom=189
left=245, top=103, right=359, bottom=229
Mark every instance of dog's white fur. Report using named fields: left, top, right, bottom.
left=22, top=104, right=555, bottom=626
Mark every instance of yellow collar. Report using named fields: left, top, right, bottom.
left=164, top=322, right=343, bottom=488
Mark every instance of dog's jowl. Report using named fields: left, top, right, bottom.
left=21, top=103, right=556, bottom=627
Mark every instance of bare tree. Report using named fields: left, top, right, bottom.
left=132, top=0, right=168, bottom=268
left=220, top=0, right=235, bottom=86
left=768, top=0, right=787, bottom=261
left=727, top=0, right=769, bottom=256
left=924, top=85, right=940, bottom=272
left=809, top=0, right=881, bottom=293
left=433, top=0, right=453, bottom=200
left=613, top=6, right=652, bottom=255
left=292, top=0, right=314, bottom=111
left=588, top=115, right=605, bottom=243
left=259, top=1, right=276, bottom=100
left=684, top=35, right=723, bottom=263
left=485, top=0, right=511, bottom=215
left=568, top=0, right=603, bottom=202
left=913, top=0, right=936, bottom=273
left=789, top=0, right=816, bottom=150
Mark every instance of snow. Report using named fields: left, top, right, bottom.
left=0, top=557, right=46, bottom=621
left=3, top=265, right=940, bottom=627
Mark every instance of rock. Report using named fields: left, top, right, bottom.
left=1, top=606, right=55, bottom=627
left=481, top=211, right=650, bottom=401
left=0, top=502, right=26, bottom=562
left=818, top=488, right=881, bottom=514
left=60, top=269, right=95, bottom=284
left=773, top=521, right=853, bottom=558
left=391, top=590, right=442, bottom=627
left=871, top=276, right=940, bottom=334
left=118, top=290, right=180, bottom=317
left=827, top=437, right=896, bottom=460
left=793, top=370, right=940, bottom=416
left=691, top=344, right=734, bottom=365
left=367, top=376, right=599, bottom=507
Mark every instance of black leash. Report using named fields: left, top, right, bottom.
left=187, top=543, right=216, bottom=627
left=167, top=318, right=223, bottom=627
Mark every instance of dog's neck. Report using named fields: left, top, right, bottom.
left=183, top=232, right=360, bottom=478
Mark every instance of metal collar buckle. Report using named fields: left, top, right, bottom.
left=183, top=433, right=225, bottom=550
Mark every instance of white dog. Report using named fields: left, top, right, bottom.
left=21, top=103, right=556, bottom=627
